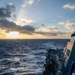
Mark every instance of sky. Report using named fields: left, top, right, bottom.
left=0, top=0, right=75, bottom=39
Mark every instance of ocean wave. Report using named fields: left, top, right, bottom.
left=0, top=39, right=68, bottom=75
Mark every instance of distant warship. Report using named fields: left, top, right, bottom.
left=43, top=32, right=75, bottom=75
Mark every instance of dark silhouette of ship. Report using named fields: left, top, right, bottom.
left=43, top=32, right=75, bottom=75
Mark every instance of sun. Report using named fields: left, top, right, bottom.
left=7, top=31, right=20, bottom=39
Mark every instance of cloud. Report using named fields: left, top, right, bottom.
left=35, top=26, right=60, bottom=36
left=26, top=0, right=35, bottom=5
left=58, top=20, right=75, bottom=30
left=58, top=22, right=65, bottom=25
left=0, top=2, right=35, bottom=34
left=22, top=25, right=35, bottom=32
left=0, top=19, right=71, bottom=37
left=22, top=0, right=35, bottom=7
left=52, top=20, right=57, bottom=22
left=0, top=3, right=15, bottom=19
left=35, top=32, right=58, bottom=36
left=35, top=31, right=69, bottom=37
left=36, top=26, right=59, bottom=32
left=0, top=18, right=65, bottom=37
left=63, top=3, right=75, bottom=10
left=21, top=4, right=26, bottom=8
left=47, top=26, right=58, bottom=31
left=15, top=18, right=34, bottom=26
left=21, top=0, right=40, bottom=8
left=35, top=25, right=71, bottom=37
left=42, top=24, right=45, bottom=26
left=0, top=19, right=35, bottom=34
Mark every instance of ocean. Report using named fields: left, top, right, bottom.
left=0, top=39, right=69, bottom=75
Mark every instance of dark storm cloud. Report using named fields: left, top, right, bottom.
left=35, top=32, right=58, bottom=36
left=22, top=25, right=35, bottom=32
left=0, top=19, right=35, bottom=34
left=0, top=3, right=15, bottom=18
left=35, top=31, right=68, bottom=36
left=0, top=2, right=35, bottom=34
left=0, top=18, right=68, bottom=36
left=0, top=2, right=67, bottom=36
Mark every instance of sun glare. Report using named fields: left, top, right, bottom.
left=7, top=31, right=20, bottom=39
